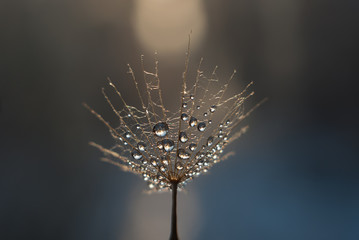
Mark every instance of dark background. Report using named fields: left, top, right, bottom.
left=1, top=0, right=359, bottom=239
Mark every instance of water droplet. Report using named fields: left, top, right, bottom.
left=125, top=132, right=131, bottom=138
left=210, top=105, right=217, bottom=113
left=127, top=113, right=131, bottom=117
left=189, top=117, right=198, bottom=127
left=196, top=106, right=200, bottom=110
left=123, top=142, right=128, bottom=145
left=181, top=113, right=189, bottom=121
left=203, top=112, right=208, bottom=117
left=137, top=142, right=146, bottom=151
left=208, top=120, right=212, bottom=124
left=218, top=133, right=224, bottom=138
left=162, top=139, right=174, bottom=152
left=162, top=159, right=169, bottom=166
left=207, top=136, right=214, bottom=146
left=190, top=95, right=194, bottom=100
left=149, top=183, right=155, bottom=189
left=131, top=150, right=142, bottom=160
left=226, top=119, right=231, bottom=125
left=142, top=159, right=148, bottom=164
left=160, top=166, right=166, bottom=172
left=176, top=163, right=184, bottom=170
left=197, top=122, right=206, bottom=131
left=153, top=122, right=169, bottom=137
left=151, top=158, right=157, bottom=166
left=157, top=141, right=163, bottom=150
left=179, top=132, right=188, bottom=143
left=189, top=143, right=197, bottom=151
left=136, top=125, right=141, bottom=130
left=178, top=149, right=190, bottom=159
left=182, top=102, right=188, bottom=108
left=219, top=123, right=223, bottom=128
left=118, top=137, right=123, bottom=141
left=223, top=135, right=228, bottom=141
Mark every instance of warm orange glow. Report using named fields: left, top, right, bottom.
left=132, top=0, right=207, bottom=56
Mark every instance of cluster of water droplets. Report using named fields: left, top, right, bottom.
left=88, top=58, right=255, bottom=192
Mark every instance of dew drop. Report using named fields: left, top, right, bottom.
left=190, top=95, right=194, bottom=100
left=179, top=132, right=188, bottom=143
left=218, top=133, right=224, bottom=138
left=127, top=113, right=131, bottom=117
left=181, top=113, right=189, bottom=121
left=189, top=143, right=197, bottom=151
left=189, top=117, right=198, bottom=127
left=150, top=158, right=157, bottom=166
left=162, top=159, right=169, bottom=166
left=210, top=105, right=217, bottom=113
left=137, top=142, right=146, bottom=151
left=207, top=136, right=214, bottom=146
left=197, top=122, right=206, bottom=132
left=162, top=139, right=174, bottom=152
left=125, top=132, right=131, bottom=139
left=176, top=163, right=184, bottom=170
left=157, top=141, right=163, bottom=150
left=153, top=122, right=169, bottom=137
left=208, top=120, right=212, bottom=124
left=203, top=112, right=208, bottom=117
left=131, top=150, right=142, bottom=160
left=178, top=149, right=190, bottom=160
left=226, top=119, right=231, bottom=125
left=182, top=102, right=188, bottom=108
left=196, top=106, right=200, bottom=110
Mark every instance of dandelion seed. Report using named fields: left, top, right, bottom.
left=84, top=42, right=265, bottom=240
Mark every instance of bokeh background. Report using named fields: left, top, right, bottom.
left=1, top=0, right=359, bottom=239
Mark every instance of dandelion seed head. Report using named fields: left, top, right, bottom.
left=85, top=51, right=262, bottom=193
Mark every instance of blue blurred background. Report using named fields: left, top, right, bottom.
left=1, top=0, right=359, bottom=239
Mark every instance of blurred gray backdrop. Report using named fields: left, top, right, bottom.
left=1, top=0, right=359, bottom=239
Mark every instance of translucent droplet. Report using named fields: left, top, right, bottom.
left=131, top=150, right=142, bottom=160
left=127, top=113, right=131, bottom=117
left=178, top=149, right=190, bottom=159
left=151, top=158, right=157, bottom=166
left=196, top=106, right=200, bottom=110
left=226, top=119, right=231, bottom=125
left=179, top=132, right=188, bottom=143
left=162, top=139, right=174, bottom=152
left=189, top=117, right=198, bottom=127
left=136, top=125, right=141, bottom=130
left=181, top=113, right=189, bottom=121
left=137, top=142, right=146, bottom=151
left=142, top=159, right=148, bottom=164
left=208, top=120, right=212, bottom=124
left=197, top=122, right=206, bottom=131
left=125, top=132, right=131, bottom=139
left=203, top=112, right=208, bottom=117
left=176, top=163, right=184, bottom=170
left=189, top=143, right=197, bottom=151
left=148, top=183, right=155, bottom=189
left=182, top=102, right=188, bottom=108
left=157, top=141, right=164, bottom=150
left=219, top=123, right=223, bottom=128
left=218, top=133, right=224, bottom=138
left=190, top=95, right=194, bottom=100
left=162, top=159, right=169, bottom=166
left=123, top=142, right=128, bottom=145
left=207, top=136, right=214, bottom=146
left=223, top=135, right=228, bottom=141
left=210, top=105, right=217, bottom=113
left=153, top=122, right=169, bottom=137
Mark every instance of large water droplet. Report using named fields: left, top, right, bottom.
left=181, top=113, right=189, bottom=121
left=197, top=122, right=206, bottom=131
left=131, top=150, right=142, bottom=160
left=179, top=132, right=188, bottom=143
left=153, top=122, right=169, bottom=137
left=210, top=105, right=217, bottom=113
left=189, top=143, right=197, bottom=151
left=137, top=142, right=146, bottom=151
left=162, top=139, right=174, bottom=152
left=189, top=117, right=198, bottom=127
left=207, top=136, right=214, bottom=146
left=178, top=149, right=190, bottom=159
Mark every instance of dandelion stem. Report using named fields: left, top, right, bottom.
left=169, top=181, right=179, bottom=240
